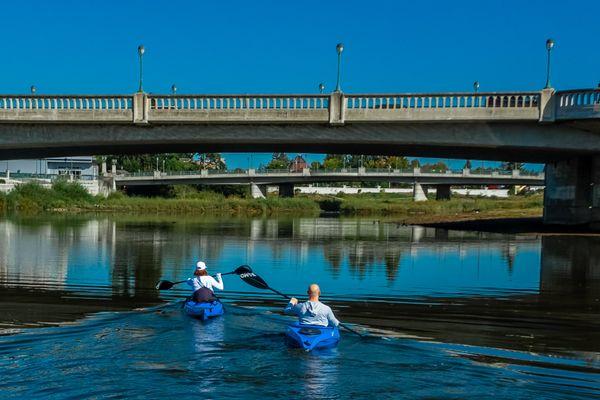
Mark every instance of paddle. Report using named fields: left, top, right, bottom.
left=155, top=265, right=249, bottom=290
left=236, top=265, right=365, bottom=337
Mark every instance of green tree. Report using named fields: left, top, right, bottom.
left=421, top=161, right=448, bottom=173
left=266, top=153, right=290, bottom=170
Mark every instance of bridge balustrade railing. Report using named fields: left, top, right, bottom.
left=148, top=95, right=329, bottom=111
left=344, top=92, right=540, bottom=110
left=0, top=95, right=133, bottom=110
left=555, top=89, right=600, bottom=120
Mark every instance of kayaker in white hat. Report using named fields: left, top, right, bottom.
left=186, top=261, right=224, bottom=303
left=284, top=283, right=340, bottom=327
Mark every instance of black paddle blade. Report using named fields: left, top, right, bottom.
left=156, top=280, right=175, bottom=290
left=233, top=265, right=253, bottom=275
left=238, top=270, right=270, bottom=290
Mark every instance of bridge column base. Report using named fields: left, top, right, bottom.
left=435, top=184, right=451, bottom=200
left=278, top=183, right=294, bottom=198
left=250, top=183, right=267, bottom=199
left=544, top=156, right=600, bottom=228
left=413, top=182, right=428, bottom=202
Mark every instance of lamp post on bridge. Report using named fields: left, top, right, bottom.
left=137, top=45, right=145, bottom=92
left=335, top=43, right=344, bottom=92
left=544, top=39, right=554, bottom=89
left=318, top=83, right=325, bottom=94
left=473, top=81, right=479, bottom=93
left=30, top=85, right=36, bottom=94
left=171, top=84, right=177, bottom=95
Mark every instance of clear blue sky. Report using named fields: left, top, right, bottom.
left=1, top=0, right=598, bottom=169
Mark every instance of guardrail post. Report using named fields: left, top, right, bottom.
left=463, top=168, right=470, bottom=176
left=201, top=169, right=208, bottom=176
left=358, top=167, right=365, bottom=175
left=512, top=169, right=520, bottom=177
left=111, top=160, right=117, bottom=175
left=248, top=168, right=255, bottom=176
left=302, top=168, right=310, bottom=176
left=539, top=88, right=556, bottom=122
left=329, top=92, right=346, bottom=125
left=133, top=92, right=149, bottom=123
left=413, top=167, right=421, bottom=175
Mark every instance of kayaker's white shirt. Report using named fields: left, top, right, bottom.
left=187, top=275, right=224, bottom=291
left=284, top=300, right=340, bottom=327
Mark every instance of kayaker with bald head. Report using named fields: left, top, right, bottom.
left=284, top=283, right=340, bottom=327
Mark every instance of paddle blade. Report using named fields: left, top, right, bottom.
left=155, top=280, right=175, bottom=290
left=238, top=270, right=270, bottom=290
left=233, top=265, right=253, bottom=275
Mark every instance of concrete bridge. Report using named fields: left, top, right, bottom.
left=0, top=88, right=599, bottom=226
left=113, top=167, right=544, bottom=200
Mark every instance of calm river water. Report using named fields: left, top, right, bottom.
left=0, top=215, right=598, bottom=399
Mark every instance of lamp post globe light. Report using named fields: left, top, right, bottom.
left=138, top=45, right=145, bottom=92
left=335, top=43, right=344, bottom=92
left=473, top=81, right=480, bottom=93
left=171, top=84, right=177, bottom=95
left=544, top=38, right=554, bottom=89
left=30, top=85, right=36, bottom=94
left=319, top=82, right=325, bottom=94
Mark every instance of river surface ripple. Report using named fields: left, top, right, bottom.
left=0, top=215, right=598, bottom=399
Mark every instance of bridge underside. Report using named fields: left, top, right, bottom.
left=0, top=121, right=599, bottom=162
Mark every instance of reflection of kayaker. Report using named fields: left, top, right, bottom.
left=186, top=261, right=224, bottom=302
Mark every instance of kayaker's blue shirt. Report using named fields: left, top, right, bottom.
left=284, top=300, right=340, bottom=327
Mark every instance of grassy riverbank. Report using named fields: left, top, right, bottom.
left=330, top=193, right=543, bottom=223
left=0, top=182, right=320, bottom=216
left=0, top=182, right=543, bottom=222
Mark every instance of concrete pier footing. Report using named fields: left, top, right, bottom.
left=251, top=183, right=266, bottom=199
left=435, top=184, right=451, bottom=200
left=413, top=182, right=428, bottom=202
left=543, top=156, right=600, bottom=228
left=278, top=183, right=294, bottom=198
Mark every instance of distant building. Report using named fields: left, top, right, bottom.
left=0, top=157, right=97, bottom=178
left=289, top=155, right=308, bottom=172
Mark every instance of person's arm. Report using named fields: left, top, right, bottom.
left=284, top=297, right=300, bottom=315
left=209, top=274, right=224, bottom=290
left=327, top=307, right=340, bottom=327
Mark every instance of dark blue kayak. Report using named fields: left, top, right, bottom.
left=285, top=323, right=340, bottom=351
left=183, top=300, right=224, bottom=320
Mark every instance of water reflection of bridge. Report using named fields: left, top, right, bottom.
left=0, top=217, right=598, bottom=299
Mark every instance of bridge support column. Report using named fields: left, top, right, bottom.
left=544, top=156, right=600, bottom=227
left=413, top=182, right=428, bottom=202
left=278, top=183, right=294, bottom=198
left=250, top=183, right=267, bottom=199
left=435, top=184, right=451, bottom=200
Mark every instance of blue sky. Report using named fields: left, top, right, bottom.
left=1, top=0, right=598, bottom=169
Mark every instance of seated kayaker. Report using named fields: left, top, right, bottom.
left=186, top=261, right=223, bottom=303
left=284, top=283, right=340, bottom=327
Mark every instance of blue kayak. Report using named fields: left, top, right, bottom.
left=285, top=323, right=340, bottom=351
left=183, top=300, right=224, bottom=320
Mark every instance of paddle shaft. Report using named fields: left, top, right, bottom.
left=265, top=286, right=364, bottom=337
left=161, top=271, right=236, bottom=289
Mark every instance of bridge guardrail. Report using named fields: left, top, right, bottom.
left=149, top=95, right=329, bottom=111
left=0, top=89, right=595, bottom=124
left=555, top=89, right=600, bottom=120
left=345, top=92, right=540, bottom=110
left=0, top=95, right=133, bottom=110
